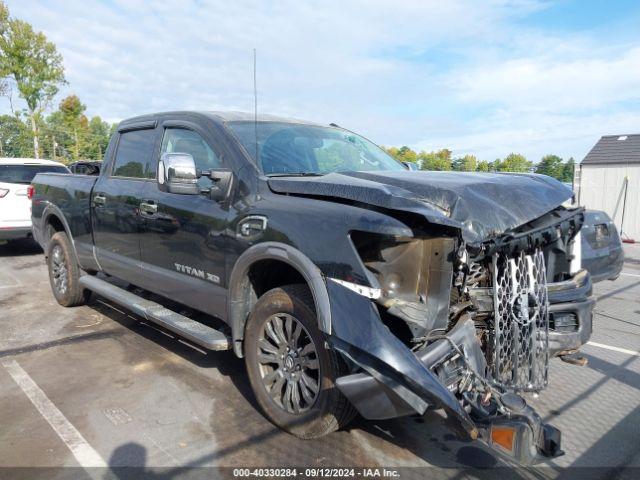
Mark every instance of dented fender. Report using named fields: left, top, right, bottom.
left=325, top=279, right=478, bottom=438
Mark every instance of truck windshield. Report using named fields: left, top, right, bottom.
left=227, top=122, right=405, bottom=175
left=0, top=164, right=70, bottom=184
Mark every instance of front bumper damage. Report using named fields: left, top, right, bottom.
left=327, top=278, right=575, bottom=465
left=547, top=270, right=594, bottom=356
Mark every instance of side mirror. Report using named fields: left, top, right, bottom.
left=158, top=153, right=199, bottom=195
left=403, top=161, right=419, bottom=171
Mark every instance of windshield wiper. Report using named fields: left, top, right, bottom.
left=266, top=172, right=326, bottom=177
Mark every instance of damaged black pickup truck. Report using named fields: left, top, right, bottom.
left=31, top=111, right=594, bottom=464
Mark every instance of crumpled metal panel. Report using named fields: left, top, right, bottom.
left=492, top=249, right=549, bottom=391
left=268, top=170, right=572, bottom=243
left=325, top=279, right=477, bottom=436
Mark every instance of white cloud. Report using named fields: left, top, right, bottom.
left=451, top=45, right=640, bottom=112
left=2, top=0, right=639, bottom=162
left=420, top=39, right=640, bottom=160
left=416, top=110, right=640, bottom=161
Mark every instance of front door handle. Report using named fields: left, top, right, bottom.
left=139, top=201, right=158, bottom=214
left=93, top=194, right=106, bottom=206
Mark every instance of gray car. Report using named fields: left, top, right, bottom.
left=581, top=210, right=624, bottom=282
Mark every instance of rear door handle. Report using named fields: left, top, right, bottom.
left=93, top=194, right=106, bottom=206
left=139, top=200, right=158, bottom=214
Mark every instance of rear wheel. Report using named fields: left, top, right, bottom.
left=244, top=284, right=355, bottom=439
left=47, top=232, right=86, bottom=307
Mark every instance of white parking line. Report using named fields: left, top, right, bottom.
left=621, top=271, right=640, bottom=278
left=1, top=359, right=107, bottom=467
left=587, top=342, right=640, bottom=357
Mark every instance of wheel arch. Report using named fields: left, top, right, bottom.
left=41, top=205, right=78, bottom=262
left=228, top=242, right=332, bottom=357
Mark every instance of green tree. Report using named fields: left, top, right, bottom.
left=41, top=95, right=112, bottom=162
left=476, top=160, right=492, bottom=172
left=394, top=145, right=418, bottom=165
left=59, top=94, right=87, bottom=160
left=0, top=1, right=7, bottom=97
left=419, top=148, right=451, bottom=171
left=384, top=146, right=399, bottom=158
left=0, top=113, right=30, bottom=157
left=452, top=154, right=477, bottom=171
left=384, top=145, right=420, bottom=168
left=497, top=153, right=532, bottom=173
left=535, top=154, right=564, bottom=180
left=0, top=2, right=7, bottom=36
left=562, top=157, right=575, bottom=183
left=0, top=1, right=66, bottom=158
left=86, top=116, right=111, bottom=160
left=42, top=109, right=70, bottom=160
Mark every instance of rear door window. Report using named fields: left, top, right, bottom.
left=0, top=165, right=69, bottom=184
left=112, top=129, right=157, bottom=179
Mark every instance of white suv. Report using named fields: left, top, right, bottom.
left=0, top=158, right=70, bottom=241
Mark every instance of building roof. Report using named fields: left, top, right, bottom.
left=582, top=134, right=640, bottom=165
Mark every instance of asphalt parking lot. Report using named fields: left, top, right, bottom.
left=0, top=240, right=638, bottom=478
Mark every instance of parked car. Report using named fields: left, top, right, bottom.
left=31, top=111, right=595, bottom=464
left=561, top=183, right=624, bottom=283
left=0, top=158, right=70, bottom=241
left=68, top=160, right=102, bottom=176
left=581, top=210, right=624, bottom=282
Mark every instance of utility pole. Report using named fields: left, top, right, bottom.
left=620, top=175, right=629, bottom=238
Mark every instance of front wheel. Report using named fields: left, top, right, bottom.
left=244, top=285, right=355, bottom=439
left=47, top=232, right=86, bottom=307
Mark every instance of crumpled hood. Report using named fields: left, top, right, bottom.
left=268, top=170, right=573, bottom=243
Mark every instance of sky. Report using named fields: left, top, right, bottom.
left=3, top=0, right=640, bottom=162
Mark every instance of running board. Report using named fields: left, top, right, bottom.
left=79, top=275, right=231, bottom=350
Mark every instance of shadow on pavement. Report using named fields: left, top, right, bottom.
left=569, top=404, right=640, bottom=469
left=0, top=238, right=42, bottom=257
left=596, top=280, right=640, bottom=302
left=81, top=296, right=503, bottom=472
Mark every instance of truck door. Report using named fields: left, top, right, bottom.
left=92, top=126, right=158, bottom=286
left=139, top=122, right=229, bottom=319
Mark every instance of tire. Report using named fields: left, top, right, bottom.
left=47, top=232, right=86, bottom=307
left=244, top=284, right=356, bottom=439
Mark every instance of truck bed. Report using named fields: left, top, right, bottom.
left=31, top=173, right=98, bottom=266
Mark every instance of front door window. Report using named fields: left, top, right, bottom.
left=160, top=128, right=221, bottom=188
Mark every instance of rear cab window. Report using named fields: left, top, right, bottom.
left=0, top=165, right=70, bottom=184
left=112, top=129, right=157, bottom=179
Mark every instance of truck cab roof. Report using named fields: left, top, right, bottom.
left=116, top=110, right=321, bottom=130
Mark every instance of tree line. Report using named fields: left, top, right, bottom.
left=384, top=146, right=575, bottom=182
left=1, top=1, right=113, bottom=162
left=1, top=0, right=576, bottom=180
left=0, top=95, right=114, bottom=161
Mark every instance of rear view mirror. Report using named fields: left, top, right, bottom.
left=158, top=153, right=199, bottom=195
left=403, top=161, right=419, bottom=171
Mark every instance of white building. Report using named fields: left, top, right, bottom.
left=577, top=134, right=640, bottom=242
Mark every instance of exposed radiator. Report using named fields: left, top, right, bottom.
left=491, top=249, right=549, bottom=391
